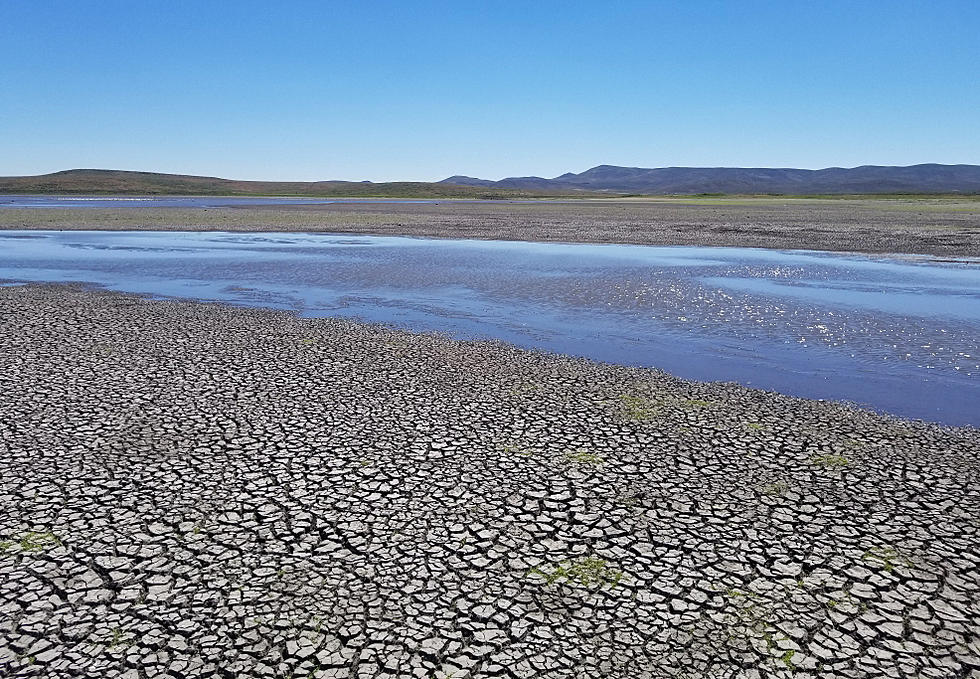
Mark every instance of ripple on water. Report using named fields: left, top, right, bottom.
left=0, top=230, right=977, bottom=425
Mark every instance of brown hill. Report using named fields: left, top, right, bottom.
left=0, top=169, right=586, bottom=199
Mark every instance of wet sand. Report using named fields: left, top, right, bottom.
left=2, top=197, right=980, bottom=256
left=1, top=284, right=978, bottom=678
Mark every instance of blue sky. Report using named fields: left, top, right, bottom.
left=1, top=1, right=978, bottom=181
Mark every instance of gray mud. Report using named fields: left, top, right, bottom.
left=2, top=197, right=980, bottom=256
left=1, top=284, right=978, bottom=678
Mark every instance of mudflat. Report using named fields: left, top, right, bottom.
left=1, top=284, right=978, bottom=678
left=2, top=196, right=980, bottom=256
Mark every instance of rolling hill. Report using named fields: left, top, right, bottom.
left=0, top=169, right=580, bottom=199
left=3, top=165, right=979, bottom=198
left=441, top=163, right=980, bottom=194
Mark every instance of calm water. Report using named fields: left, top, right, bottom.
left=2, top=230, right=978, bottom=426
left=0, top=195, right=440, bottom=208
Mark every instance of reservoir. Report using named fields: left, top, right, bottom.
left=1, top=230, right=978, bottom=426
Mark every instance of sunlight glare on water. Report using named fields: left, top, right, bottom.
left=1, top=230, right=978, bottom=426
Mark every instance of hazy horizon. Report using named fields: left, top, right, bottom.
left=2, top=1, right=978, bottom=182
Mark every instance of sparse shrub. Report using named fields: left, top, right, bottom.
left=500, top=442, right=536, bottom=457
left=619, top=394, right=659, bottom=421
left=564, top=449, right=604, bottom=466
left=108, top=626, right=127, bottom=649
left=757, top=480, right=789, bottom=496
left=862, top=546, right=912, bottom=573
left=678, top=398, right=713, bottom=408
left=809, top=453, right=849, bottom=469
left=9, top=531, right=61, bottom=553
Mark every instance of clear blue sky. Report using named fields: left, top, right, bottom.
left=2, top=1, right=978, bottom=181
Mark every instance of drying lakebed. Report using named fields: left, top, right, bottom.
left=1, top=226, right=978, bottom=679
left=0, top=283, right=978, bottom=679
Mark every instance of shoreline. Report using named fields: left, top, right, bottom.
left=11, top=224, right=980, bottom=261
left=1, top=283, right=978, bottom=677
left=2, top=244, right=978, bottom=429
left=3, top=197, right=980, bottom=256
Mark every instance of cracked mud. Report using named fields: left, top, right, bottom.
left=1, top=284, right=978, bottom=678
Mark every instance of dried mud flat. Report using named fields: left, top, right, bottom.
left=3, top=198, right=980, bottom=256
left=1, top=284, right=979, bottom=679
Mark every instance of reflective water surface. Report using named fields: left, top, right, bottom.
left=2, top=230, right=978, bottom=426
left=0, top=195, right=438, bottom=208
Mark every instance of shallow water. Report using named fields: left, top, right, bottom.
left=1, top=230, right=978, bottom=426
left=0, top=195, right=440, bottom=208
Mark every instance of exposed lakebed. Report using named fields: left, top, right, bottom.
left=1, top=230, right=977, bottom=425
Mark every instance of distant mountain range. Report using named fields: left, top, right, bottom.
left=441, top=164, right=980, bottom=194
left=2, top=165, right=979, bottom=198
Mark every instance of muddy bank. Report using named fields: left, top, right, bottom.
left=2, top=197, right=980, bottom=256
left=0, top=284, right=978, bottom=678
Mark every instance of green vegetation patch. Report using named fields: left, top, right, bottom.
left=499, top=442, right=537, bottom=457
left=809, top=453, right=849, bottom=469
left=2, top=530, right=61, bottom=554
left=862, top=546, right=913, bottom=574
left=530, top=556, right=624, bottom=588
left=108, top=626, right=130, bottom=649
left=678, top=398, right=713, bottom=408
left=619, top=394, right=659, bottom=420
left=619, top=393, right=715, bottom=421
left=757, top=480, right=789, bottom=496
